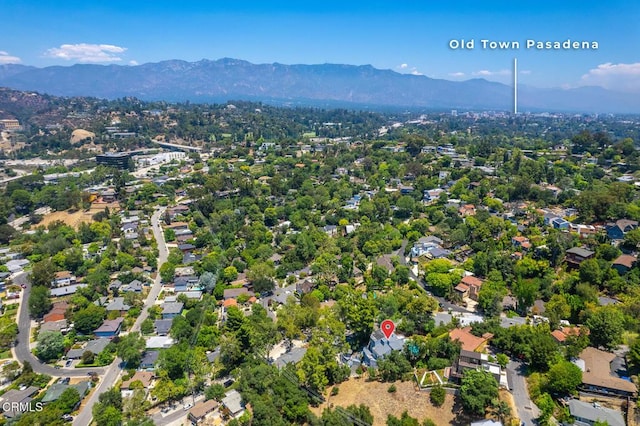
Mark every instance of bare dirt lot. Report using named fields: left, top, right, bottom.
left=39, top=210, right=93, bottom=229
left=311, top=378, right=464, bottom=425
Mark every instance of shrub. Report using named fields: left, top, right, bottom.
left=430, top=385, right=446, bottom=406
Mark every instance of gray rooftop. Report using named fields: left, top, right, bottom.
left=162, top=302, right=184, bottom=315
left=566, top=247, right=595, bottom=258
left=274, top=347, right=307, bottom=368
left=66, top=338, right=111, bottom=359
left=568, top=400, right=624, bottom=426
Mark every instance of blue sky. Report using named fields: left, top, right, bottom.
left=1, top=1, right=639, bottom=92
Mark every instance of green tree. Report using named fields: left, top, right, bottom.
left=73, top=304, right=106, bottom=334
left=222, top=265, right=239, bottom=282
left=546, top=359, right=582, bottom=396
left=378, top=351, right=412, bottom=382
left=36, top=331, right=65, bottom=361
left=29, top=285, right=52, bottom=318
left=116, top=332, right=146, bottom=368
left=585, top=306, right=625, bottom=350
left=81, top=350, right=95, bottom=364
left=30, top=259, right=55, bottom=288
left=430, top=385, right=445, bottom=406
left=55, top=387, right=80, bottom=413
left=387, top=411, right=421, bottom=426
left=460, top=369, right=498, bottom=416
left=159, top=262, right=176, bottom=283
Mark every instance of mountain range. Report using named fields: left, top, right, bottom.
left=0, top=58, right=638, bottom=113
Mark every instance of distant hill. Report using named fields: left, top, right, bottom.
left=0, top=58, right=638, bottom=113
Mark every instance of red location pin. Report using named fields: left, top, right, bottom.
left=381, top=319, right=395, bottom=339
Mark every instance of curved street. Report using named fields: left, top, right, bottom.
left=14, top=272, right=107, bottom=377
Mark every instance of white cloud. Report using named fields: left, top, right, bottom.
left=129, top=60, right=139, bottom=66
left=449, top=72, right=465, bottom=77
left=0, top=51, right=21, bottom=64
left=399, top=63, right=408, bottom=69
left=520, top=70, right=532, bottom=75
left=581, top=62, right=640, bottom=92
left=44, top=43, right=127, bottom=63
left=472, top=69, right=510, bottom=77
left=410, top=69, right=423, bottom=76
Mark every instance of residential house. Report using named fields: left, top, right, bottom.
left=189, top=399, right=219, bottom=424
left=470, top=421, right=502, bottom=426
left=551, top=326, right=587, bottom=344
left=612, top=254, right=636, bottom=275
left=567, top=400, right=624, bottom=426
left=362, top=329, right=405, bottom=368
left=410, top=236, right=442, bottom=258
left=140, top=351, right=160, bottom=370
left=576, top=347, right=637, bottom=397
left=551, top=217, right=570, bottom=230
left=177, top=243, right=195, bottom=253
left=427, top=247, right=450, bottom=259
left=269, top=253, right=283, bottom=266
left=422, top=188, right=444, bottom=203
left=165, top=221, right=189, bottom=231
left=161, top=302, right=184, bottom=319
left=273, top=347, right=308, bottom=369
left=121, top=279, right=142, bottom=292
left=39, top=319, right=69, bottom=337
left=323, top=225, right=338, bottom=236
left=66, top=338, right=111, bottom=359
left=42, top=381, right=90, bottom=404
left=458, top=204, right=476, bottom=217
left=0, top=386, right=39, bottom=418
left=221, top=390, right=245, bottom=419
left=121, top=371, right=154, bottom=398
left=109, top=280, right=123, bottom=291
left=153, top=319, right=173, bottom=336
left=223, top=288, right=254, bottom=300
left=606, top=219, right=638, bottom=240
left=51, top=271, right=76, bottom=287
left=175, top=229, right=194, bottom=242
left=94, top=317, right=124, bottom=338
left=101, top=189, right=117, bottom=202
left=511, top=236, right=532, bottom=251
left=50, top=283, right=87, bottom=297
left=173, top=275, right=199, bottom=292
left=105, top=297, right=131, bottom=315
left=565, top=247, right=595, bottom=268
left=450, top=349, right=501, bottom=384
left=296, top=280, right=315, bottom=295
left=449, top=327, right=493, bottom=352
left=43, top=301, right=69, bottom=323
left=145, top=336, right=174, bottom=349
left=455, top=275, right=484, bottom=300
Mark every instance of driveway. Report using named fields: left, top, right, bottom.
left=507, top=360, right=540, bottom=425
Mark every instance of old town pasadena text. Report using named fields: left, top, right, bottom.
left=449, top=39, right=598, bottom=50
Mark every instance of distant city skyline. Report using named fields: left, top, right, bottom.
left=1, top=1, right=639, bottom=92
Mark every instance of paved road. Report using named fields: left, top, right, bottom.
left=507, top=360, right=540, bottom=426
left=13, top=272, right=107, bottom=377
left=131, top=207, right=169, bottom=333
left=74, top=206, right=168, bottom=426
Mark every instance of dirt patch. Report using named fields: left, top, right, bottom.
left=311, top=378, right=462, bottom=425
left=39, top=210, right=94, bottom=229
left=499, top=388, right=520, bottom=426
